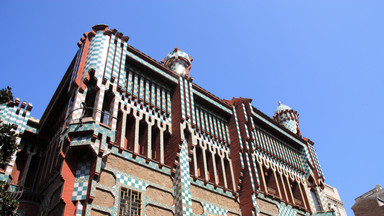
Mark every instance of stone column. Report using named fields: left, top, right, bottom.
left=119, top=110, right=127, bottom=148
left=146, top=115, right=155, bottom=159
left=133, top=110, right=143, bottom=154
left=220, top=156, right=228, bottom=188
left=159, top=121, right=166, bottom=165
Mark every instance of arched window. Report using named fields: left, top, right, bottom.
left=151, top=124, right=160, bottom=161
left=195, top=146, right=205, bottom=179
left=206, top=151, right=215, bottom=184
left=84, top=75, right=98, bottom=118
left=308, top=177, right=323, bottom=212
left=215, top=154, right=225, bottom=187
left=290, top=180, right=305, bottom=209
left=138, top=120, right=148, bottom=157
left=125, top=113, right=136, bottom=151
left=224, top=159, right=234, bottom=191
left=311, top=189, right=322, bottom=212
left=101, top=87, right=115, bottom=126
left=115, top=108, right=123, bottom=146
left=264, top=168, right=279, bottom=197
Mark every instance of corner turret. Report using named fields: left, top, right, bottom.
left=273, top=101, right=301, bottom=136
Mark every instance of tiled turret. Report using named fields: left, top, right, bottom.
left=162, top=47, right=193, bottom=76
left=273, top=101, right=301, bottom=136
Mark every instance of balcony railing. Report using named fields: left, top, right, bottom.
left=63, top=103, right=117, bottom=127
left=7, top=186, right=43, bottom=203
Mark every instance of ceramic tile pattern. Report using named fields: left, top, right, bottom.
left=4, top=25, right=336, bottom=216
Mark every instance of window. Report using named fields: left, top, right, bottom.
left=101, top=88, right=114, bottom=126
left=84, top=77, right=97, bottom=118
left=119, top=188, right=142, bottom=216
left=311, top=189, right=323, bottom=212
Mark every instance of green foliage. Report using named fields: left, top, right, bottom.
left=0, top=123, right=17, bottom=169
left=0, top=181, right=18, bottom=215
left=0, top=87, right=13, bottom=104
left=0, top=87, right=18, bottom=215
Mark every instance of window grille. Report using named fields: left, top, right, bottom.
left=119, top=188, right=142, bottom=216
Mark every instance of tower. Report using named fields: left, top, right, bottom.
left=162, top=47, right=193, bottom=77
left=273, top=101, right=301, bottom=136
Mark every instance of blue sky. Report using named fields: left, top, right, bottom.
left=1, top=1, right=383, bottom=215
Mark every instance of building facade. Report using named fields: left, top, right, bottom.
left=323, top=184, right=347, bottom=216
left=0, top=25, right=339, bottom=216
left=352, top=185, right=384, bottom=216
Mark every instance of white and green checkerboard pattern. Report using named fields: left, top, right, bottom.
left=104, top=34, right=115, bottom=82
left=86, top=160, right=174, bottom=216
left=71, top=29, right=108, bottom=124
left=184, top=78, right=191, bottom=122
left=0, top=102, right=31, bottom=134
left=174, top=139, right=193, bottom=216
left=253, top=125, right=306, bottom=173
left=189, top=82, right=196, bottom=125
left=245, top=153, right=256, bottom=193
left=72, top=161, right=91, bottom=200
left=318, top=187, right=328, bottom=212
left=72, top=180, right=89, bottom=201
left=83, top=31, right=109, bottom=81
left=283, top=119, right=298, bottom=134
left=119, top=42, right=128, bottom=91
left=202, top=202, right=228, bottom=215
left=308, top=144, right=323, bottom=177
left=75, top=201, right=83, bottom=216
left=116, top=173, right=147, bottom=190
left=233, top=106, right=244, bottom=149
left=180, top=77, right=186, bottom=120
left=302, top=144, right=313, bottom=178
left=252, top=193, right=259, bottom=216
left=278, top=203, right=297, bottom=216
left=0, top=101, right=32, bottom=180
left=251, top=153, right=261, bottom=187
left=112, top=37, right=122, bottom=85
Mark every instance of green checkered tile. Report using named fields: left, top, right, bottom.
left=180, top=77, right=186, bottom=119
left=233, top=106, right=243, bottom=149
left=174, top=138, right=193, bottom=215
left=242, top=103, right=248, bottom=121
left=116, top=173, right=147, bottom=191
left=245, top=153, right=256, bottom=191
left=75, top=201, right=83, bottom=216
left=72, top=180, right=88, bottom=200
left=277, top=202, right=298, bottom=216
left=203, top=202, right=228, bottom=215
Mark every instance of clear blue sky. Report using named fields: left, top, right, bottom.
left=1, top=1, right=383, bottom=215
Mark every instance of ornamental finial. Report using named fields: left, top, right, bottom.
left=162, top=47, right=193, bottom=77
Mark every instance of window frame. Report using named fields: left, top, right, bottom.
left=118, top=187, right=143, bottom=216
